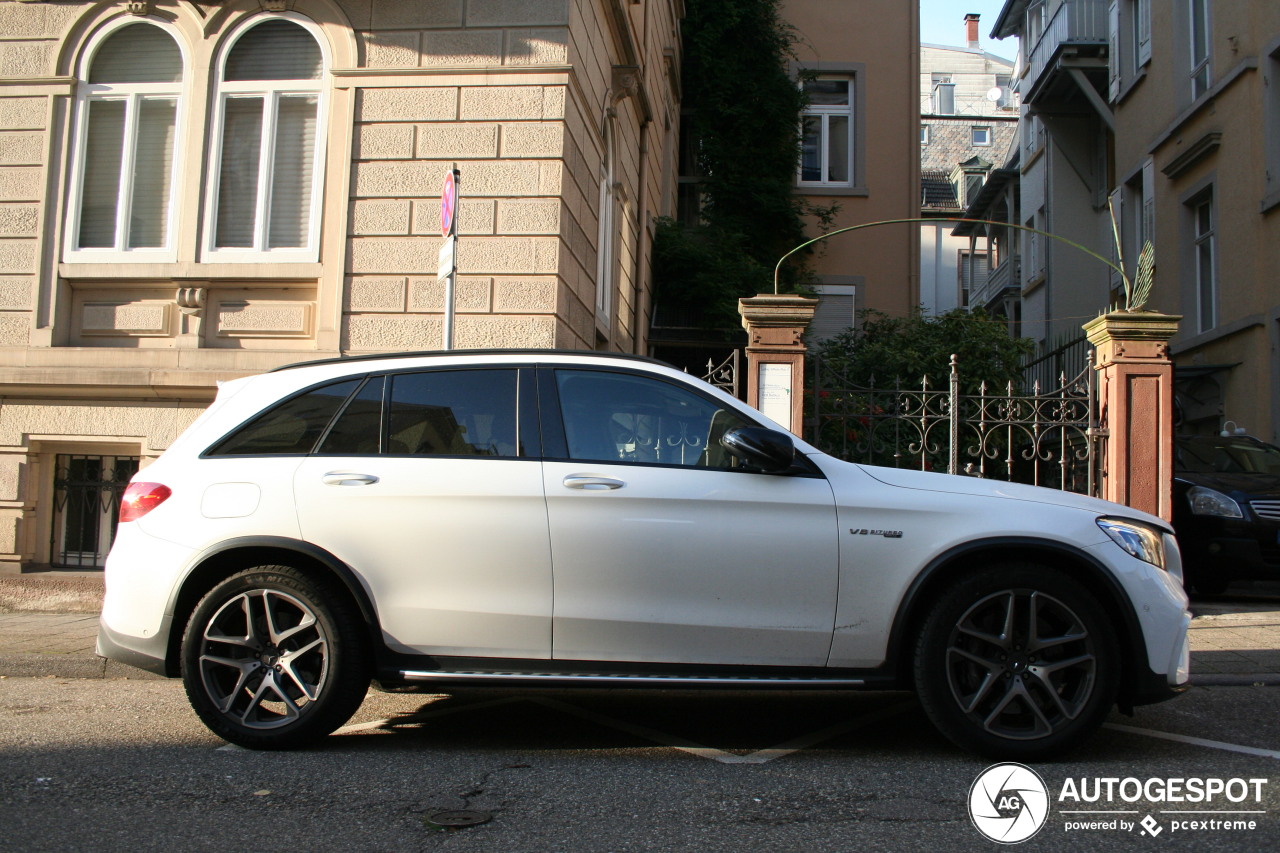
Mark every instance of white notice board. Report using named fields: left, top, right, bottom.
left=758, top=362, right=792, bottom=429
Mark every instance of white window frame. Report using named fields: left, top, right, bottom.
left=1189, top=0, right=1211, bottom=99
left=1193, top=190, right=1216, bottom=333
left=972, top=126, right=992, bottom=146
left=201, top=13, right=330, bottom=264
left=595, top=118, right=617, bottom=324
left=798, top=75, right=855, bottom=188
left=931, top=73, right=955, bottom=115
left=994, top=74, right=1014, bottom=109
left=63, top=18, right=188, bottom=264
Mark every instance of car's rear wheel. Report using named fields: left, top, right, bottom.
left=181, top=566, right=370, bottom=750
left=914, top=564, right=1119, bottom=759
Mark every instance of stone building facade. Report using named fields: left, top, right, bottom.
left=985, top=0, right=1280, bottom=440
left=0, top=0, right=682, bottom=571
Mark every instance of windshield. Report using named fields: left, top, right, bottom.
left=1177, top=437, right=1280, bottom=475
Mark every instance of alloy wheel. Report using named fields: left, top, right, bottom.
left=945, top=588, right=1097, bottom=741
left=197, top=588, right=330, bottom=730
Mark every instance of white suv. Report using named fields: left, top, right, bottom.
left=98, top=350, right=1191, bottom=756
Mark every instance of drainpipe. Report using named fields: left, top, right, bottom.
left=633, top=120, right=650, bottom=355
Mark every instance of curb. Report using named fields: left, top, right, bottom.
left=0, top=652, right=166, bottom=680
left=1189, top=674, right=1280, bottom=687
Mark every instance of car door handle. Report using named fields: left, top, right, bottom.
left=322, top=472, right=380, bottom=486
left=562, top=475, right=625, bottom=491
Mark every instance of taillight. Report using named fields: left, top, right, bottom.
left=119, top=482, right=171, bottom=523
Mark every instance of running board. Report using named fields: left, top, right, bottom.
left=398, top=670, right=867, bottom=687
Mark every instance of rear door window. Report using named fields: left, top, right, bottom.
left=387, top=369, right=519, bottom=457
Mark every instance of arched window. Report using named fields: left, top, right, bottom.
left=66, top=22, right=184, bottom=258
left=205, top=17, right=327, bottom=260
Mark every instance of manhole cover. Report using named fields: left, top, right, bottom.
left=425, top=810, right=492, bottom=828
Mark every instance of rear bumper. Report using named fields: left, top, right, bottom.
left=96, top=621, right=173, bottom=677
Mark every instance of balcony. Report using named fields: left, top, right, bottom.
left=971, top=255, right=1021, bottom=312
left=1022, top=0, right=1109, bottom=106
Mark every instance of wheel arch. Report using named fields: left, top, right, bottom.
left=161, top=536, right=381, bottom=677
left=886, top=537, right=1148, bottom=707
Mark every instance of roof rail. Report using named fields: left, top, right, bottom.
left=269, top=348, right=672, bottom=373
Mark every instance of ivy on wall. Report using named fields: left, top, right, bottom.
left=653, top=0, right=835, bottom=333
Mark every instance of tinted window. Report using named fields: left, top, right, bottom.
left=210, top=379, right=359, bottom=456
left=317, top=377, right=384, bottom=455
left=388, top=370, right=518, bottom=457
left=1177, top=438, right=1280, bottom=475
left=554, top=370, right=752, bottom=468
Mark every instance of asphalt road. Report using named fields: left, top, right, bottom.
left=2, top=677, right=1279, bottom=852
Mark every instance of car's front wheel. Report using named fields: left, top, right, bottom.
left=914, top=564, right=1120, bottom=759
left=181, top=566, right=370, bottom=749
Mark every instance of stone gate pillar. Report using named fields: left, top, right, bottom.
left=1083, top=311, right=1182, bottom=521
left=738, top=294, right=818, bottom=436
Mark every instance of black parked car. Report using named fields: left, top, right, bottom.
left=1173, top=434, right=1280, bottom=595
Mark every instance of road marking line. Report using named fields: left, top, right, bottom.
left=333, top=696, right=523, bottom=735
left=1104, top=722, right=1280, bottom=760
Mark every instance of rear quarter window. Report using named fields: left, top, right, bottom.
left=207, top=379, right=361, bottom=456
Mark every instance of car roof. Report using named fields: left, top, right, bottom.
left=271, top=349, right=672, bottom=373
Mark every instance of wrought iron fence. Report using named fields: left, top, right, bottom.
left=699, top=350, right=740, bottom=398
left=1022, top=335, right=1091, bottom=396
left=808, top=353, right=1099, bottom=496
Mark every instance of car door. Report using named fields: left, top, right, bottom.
left=541, top=366, right=840, bottom=668
left=292, top=367, right=553, bottom=659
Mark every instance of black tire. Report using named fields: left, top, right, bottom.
left=181, top=565, right=371, bottom=750
left=913, top=563, right=1120, bottom=759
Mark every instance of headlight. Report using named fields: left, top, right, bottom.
left=1097, top=517, right=1167, bottom=570
left=1187, top=486, right=1243, bottom=518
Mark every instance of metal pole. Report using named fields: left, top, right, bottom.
left=948, top=354, right=959, bottom=476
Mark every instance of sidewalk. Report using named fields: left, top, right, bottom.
left=2, top=574, right=1279, bottom=683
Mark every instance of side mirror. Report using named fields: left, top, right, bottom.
left=720, top=427, right=796, bottom=473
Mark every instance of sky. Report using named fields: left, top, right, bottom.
left=919, top=0, right=1015, bottom=56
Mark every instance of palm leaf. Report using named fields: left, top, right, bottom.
left=1129, top=241, right=1155, bottom=310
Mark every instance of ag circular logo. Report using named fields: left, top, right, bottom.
left=968, top=763, right=1050, bottom=844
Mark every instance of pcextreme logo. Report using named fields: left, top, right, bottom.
left=968, top=763, right=1050, bottom=844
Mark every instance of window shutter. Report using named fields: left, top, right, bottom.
left=127, top=98, right=177, bottom=248
left=810, top=293, right=855, bottom=342
left=1136, top=0, right=1152, bottom=67
left=78, top=100, right=126, bottom=248
left=1108, top=186, right=1124, bottom=293
left=89, top=24, right=182, bottom=84
left=225, top=20, right=322, bottom=81
left=1108, top=0, right=1120, bottom=101
left=268, top=95, right=318, bottom=248
left=1141, top=158, right=1156, bottom=248
left=215, top=97, right=265, bottom=249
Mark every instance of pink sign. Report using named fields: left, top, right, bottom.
left=440, top=170, right=457, bottom=237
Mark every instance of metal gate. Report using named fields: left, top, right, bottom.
left=51, top=454, right=139, bottom=568
left=700, top=350, right=740, bottom=397
left=808, top=353, right=1099, bottom=496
